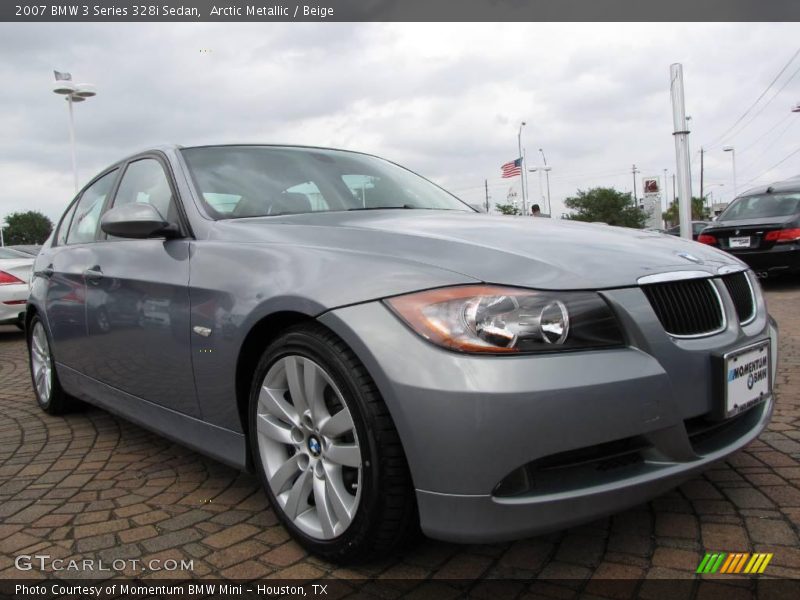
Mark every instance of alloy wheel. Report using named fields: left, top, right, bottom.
left=30, top=321, right=52, bottom=404
left=256, top=355, right=362, bottom=540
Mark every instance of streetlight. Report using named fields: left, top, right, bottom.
left=722, top=145, right=737, bottom=200
left=704, top=183, right=725, bottom=217
left=52, top=73, right=97, bottom=193
left=538, top=148, right=552, bottom=214
left=517, top=121, right=528, bottom=216
left=528, top=166, right=552, bottom=214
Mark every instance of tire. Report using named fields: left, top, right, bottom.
left=248, top=322, right=418, bottom=562
left=27, top=316, right=76, bottom=415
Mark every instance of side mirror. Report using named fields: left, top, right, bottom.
left=100, top=203, right=180, bottom=239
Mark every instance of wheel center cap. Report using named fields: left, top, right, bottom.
left=307, top=436, right=322, bottom=457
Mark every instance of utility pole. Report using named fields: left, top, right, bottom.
left=484, top=179, right=490, bottom=213
left=663, top=168, right=669, bottom=212
left=539, top=148, right=552, bottom=215
left=673, top=173, right=676, bottom=202
left=671, top=63, right=693, bottom=240
left=631, top=164, right=640, bottom=206
left=699, top=147, right=705, bottom=208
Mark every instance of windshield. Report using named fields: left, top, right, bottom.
left=181, top=146, right=473, bottom=219
left=0, top=247, right=29, bottom=259
left=719, top=193, right=800, bottom=220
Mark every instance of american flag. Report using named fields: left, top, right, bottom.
left=501, top=158, right=522, bottom=178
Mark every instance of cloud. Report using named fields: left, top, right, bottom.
left=0, top=22, right=799, bottom=224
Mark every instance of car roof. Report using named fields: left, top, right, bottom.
left=739, top=174, right=800, bottom=198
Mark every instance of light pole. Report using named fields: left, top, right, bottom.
left=0, top=220, right=6, bottom=247
left=539, top=148, right=552, bottom=214
left=528, top=166, right=551, bottom=214
left=704, top=183, right=725, bottom=217
left=52, top=73, right=97, bottom=193
left=517, top=122, right=528, bottom=216
left=722, top=145, right=737, bottom=200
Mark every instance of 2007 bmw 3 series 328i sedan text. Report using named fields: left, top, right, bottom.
left=27, top=145, right=777, bottom=561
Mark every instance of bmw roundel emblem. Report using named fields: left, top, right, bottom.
left=308, top=436, right=322, bottom=456
left=678, top=252, right=703, bottom=265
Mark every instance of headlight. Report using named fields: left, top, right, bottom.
left=385, top=285, right=624, bottom=354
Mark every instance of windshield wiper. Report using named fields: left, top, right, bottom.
left=347, top=205, right=417, bottom=211
left=347, top=205, right=468, bottom=212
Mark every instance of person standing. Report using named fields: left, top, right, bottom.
left=531, top=204, right=542, bottom=217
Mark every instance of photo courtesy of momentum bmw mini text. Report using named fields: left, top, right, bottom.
left=1, top=1, right=800, bottom=599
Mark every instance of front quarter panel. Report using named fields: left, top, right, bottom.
left=187, top=240, right=478, bottom=430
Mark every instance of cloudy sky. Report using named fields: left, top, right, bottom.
left=1, top=22, right=799, bottom=224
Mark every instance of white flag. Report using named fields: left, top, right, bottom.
left=54, top=70, right=72, bottom=81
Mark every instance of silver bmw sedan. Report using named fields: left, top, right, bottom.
left=27, top=145, right=777, bottom=562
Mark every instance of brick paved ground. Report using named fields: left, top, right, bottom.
left=0, top=281, right=799, bottom=592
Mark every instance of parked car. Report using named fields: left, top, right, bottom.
left=9, top=244, right=43, bottom=256
left=0, top=246, right=34, bottom=329
left=665, top=221, right=711, bottom=241
left=698, top=178, right=800, bottom=278
left=27, top=145, right=777, bottom=562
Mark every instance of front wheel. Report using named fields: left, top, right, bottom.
left=249, top=323, right=417, bottom=562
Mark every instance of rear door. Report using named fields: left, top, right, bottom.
left=82, top=155, right=199, bottom=417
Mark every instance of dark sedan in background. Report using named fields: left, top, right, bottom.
left=26, top=144, right=777, bottom=562
left=699, top=177, right=800, bottom=278
left=666, top=221, right=711, bottom=241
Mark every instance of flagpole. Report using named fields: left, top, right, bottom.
left=67, top=95, right=78, bottom=193
left=518, top=122, right=527, bottom=216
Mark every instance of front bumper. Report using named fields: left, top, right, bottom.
left=319, top=281, right=777, bottom=543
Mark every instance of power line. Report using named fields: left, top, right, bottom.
left=738, top=111, right=792, bottom=154
left=718, top=61, right=800, bottom=145
left=704, top=46, right=800, bottom=149
left=740, top=116, right=800, bottom=173
left=739, top=146, right=800, bottom=188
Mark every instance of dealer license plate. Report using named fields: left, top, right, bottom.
left=723, top=340, right=771, bottom=418
left=729, top=236, right=751, bottom=248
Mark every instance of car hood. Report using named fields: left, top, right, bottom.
left=212, top=210, right=744, bottom=290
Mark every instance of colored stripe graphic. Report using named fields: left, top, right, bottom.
left=720, top=553, right=739, bottom=573
left=698, top=553, right=773, bottom=574
left=697, top=553, right=726, bottom=573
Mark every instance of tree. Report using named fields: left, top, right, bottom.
left=563, top=187, right=647, bottom=228
left=3, top=211, right=53, bottom=245
left=662, top=197, right=707, bottom=227
left=495, top=203, right=521, bottom=215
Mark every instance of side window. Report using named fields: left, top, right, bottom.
left=66, top=170, right=117, bottom=245
left=113, top=159, right=176, bottom=222
left=55, top=202, right=78, bottom=246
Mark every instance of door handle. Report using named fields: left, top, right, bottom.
left=84, top=266, right=104, bottom=284
left=38, top=265, right=54, bottom=279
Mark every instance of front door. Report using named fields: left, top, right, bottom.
left=82, top=157, right=199, bottom=417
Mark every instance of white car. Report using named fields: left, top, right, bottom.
left=0, top=247, right=34, bottom=329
